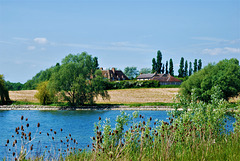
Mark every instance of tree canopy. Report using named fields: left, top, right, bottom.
left=0, top=75, right=10, bottom=105
left=180, top=58, right=240, bottom=102
left=124, top=67, right=139, bottom=79
left=49, top=52, right=109, bottom=106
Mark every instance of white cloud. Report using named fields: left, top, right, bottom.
left=34, top=37, right=48, bottom=44
left=27, top=46, right=36, bottom=50
left=202, top=47, right=240, bottom=55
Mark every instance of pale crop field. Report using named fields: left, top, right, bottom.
left=9, top=88, right=179, bottom=104
left=95, top=88, right=179, bottom=104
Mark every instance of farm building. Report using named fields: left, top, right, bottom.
left=137, top=73, right=182, bottom=85
left=100, top=67, right=129, bottom=81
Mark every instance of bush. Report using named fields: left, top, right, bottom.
left=34, top=81, right=53, bottom=105
left=0, top=74, right=10, bottom=105
left=180, top=58, right=240, bottom=102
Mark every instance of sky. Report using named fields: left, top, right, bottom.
left=0, top=0, right=239, bottom=83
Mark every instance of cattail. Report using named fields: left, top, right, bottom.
left=52, top=137, right=54, bottom=140
left=87, top=145, right=89, bottom=147
left=26, top=123, right=29, bottom=127
left=47, top=133, right=49, bottom=136
left=28, top=132, right=31, bottom=136
left=25, top=118, right=28, bottom=121
left=93, top=137, right=95, bottom=140
left=39, top=132, right=42, bottom=134
left=21, top=116, right=24, bottom=120
left=54, top=131, right=57, bottom=135
left=69, top=134, right=71, bottom=137
left=139, top=114, right=142, bottom=118
left=99, top=117, right=101, bottom=120
left=60, top=128, right=63, bottom=132
left=50, top=129, right=53, bottom=131
left=143, top=121, right=145, bottom=125
left=12, top=135, right=14, bottom=138
left=29, top=136, right=31, bottom=141
left=21, top=125, right=24, bottom=131
left=154, top=122, right=156, bottom=125
left=37, top=123, right=40, bottom=128
left=7, top=140, right=9, bottom=144
left=150, top=117, right=152, bottom=121
left=13, top=152, right=15, bottom=156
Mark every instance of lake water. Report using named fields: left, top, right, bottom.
left=0, top=110, right=235, bottom=160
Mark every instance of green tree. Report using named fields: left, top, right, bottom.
left=0, top=75, right=10, bottom=105
left=139, top=68, right=151, bottom=74
left=49, top=52, right=109, bottom=106
left=189, top=62, right=193, bottom=76
left=180, top=58, right=240, bottom=102
left=165, top=61, right=169, bottom=74
left=184, top=60, right=188, bottom=77
left=156, top=50, right=162, bottom=73
left=194, top=59, right=198, bottom=73
left=124, top=67, right=139, bottom=79
left=34, top=81, right=53, bottom=105
left=198, top=59, right=202, bottom=71
left=152, top=58, right=157, bottom=73
left=178, top=57, right=184, bottom=77
left=169, top=59, right=174, bottom=76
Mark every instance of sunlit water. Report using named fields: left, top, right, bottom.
left=0, top=110, right=235, bottom=160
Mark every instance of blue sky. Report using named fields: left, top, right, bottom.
left=0, top=0, right=239, bottom=83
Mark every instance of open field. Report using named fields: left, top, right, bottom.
left=9, top=88, right=179, bottom=104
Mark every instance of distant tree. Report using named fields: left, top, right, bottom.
left=169, top=59, right=174, bottom=76
left=189, top=62, right=193, bottom=76
left=162, top=64, right=165, bottom=74
left=165, top=61, right=169, bottom=74
left=198, top=59, right=202, bottom=71
left=152, top=58, right=157, bottom=73
left=178, top=57, right=184, bottom=77
left=49, top=52, right=109, bottom=106
left=124, top=67, right=139, bottom=79
left=156, top=50, right=162, bottom=73
left=184, top=60, right=188, bottom=77
left=5, top=81, right=24, bottom=91
left=93, top=57, right=99, bottom=70
left=139, top=68, right=151, bottom=74
left=34, top=81, right=53, bottom=105
left=180, top=58, right=240, bottom=102
left=194, top=59, right=198, bottom=73
left=0, top=75, right=10, bottom=105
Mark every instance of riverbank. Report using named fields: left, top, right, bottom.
left=0, top=104, right=175, bottom=111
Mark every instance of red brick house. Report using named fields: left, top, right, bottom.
left=100, top=68, right=129, bottom=81
left=137, top=73, right=182, bottom=85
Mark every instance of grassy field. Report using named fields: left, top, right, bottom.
left=9, top=88, right=179, bottom=104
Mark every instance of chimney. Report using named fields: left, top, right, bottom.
left=112, top=67, right=116, bottom=73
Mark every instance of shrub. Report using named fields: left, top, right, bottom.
left=34, top=81, right=53, bottom=105
left=0, top=74, right=10, bottom=105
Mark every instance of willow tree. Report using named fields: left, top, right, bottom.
left=49, top=52, right=109, bottom=106
left=0, top=75, right=10, bottom=105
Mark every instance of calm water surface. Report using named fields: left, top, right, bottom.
left=0, top=110, right=235, bottom=159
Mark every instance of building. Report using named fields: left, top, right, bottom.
left=137, top=73, right=182, bottom=85
left=100, top=68, right=129, bottom=81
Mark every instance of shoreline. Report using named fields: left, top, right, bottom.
left=0, top=105, right=176, bottom=111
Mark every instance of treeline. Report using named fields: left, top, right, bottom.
left=151, top=50, right=202, bottom=77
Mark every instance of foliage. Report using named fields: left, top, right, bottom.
left=124, top=67, right=139, bottom=79
left=156, top=50, right=163, bottom=73
left=5, top=81, right=24, bottom=91
left=198, top=59, right=202, bottom=71
left=180, top=58, right=240, bottom=102
left=23, top=63, right=60, bottom=90
left=193, top=59, right=198, bottom=73
left=189, top=61, right=193, bottom=76
left=139, top=68, right=151, bottom=74
left=151, top=58, right=157, bottom=73
left=49, top=52, right=109, bottom=106
left=165, top=60, right=169, bottom=74
left=169, top=58, right=174, bottom=76
left=178, top=57, right=184, bottom=77
left=0, top=74, right=10, bottom=105
left=184, top=60, right=188, bottom=77
left=34, top=81, right=54, bottom=105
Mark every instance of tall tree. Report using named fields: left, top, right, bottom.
left=178, top=57, right=184, bottom=77
left=184, top=60, right=188, bottom=77
left=0, top=75, right=10, bottom=105
left=189, top=62, right=193, bottom=76
left=152, top=58, right=157, bottom=73
left=139, top=68, right=151, bottom=74
left=194, top=59, right=198, bottom=73
left=169, top=59, right=174, bottom=76
left=165, top=61, right=169, bottom=74
left=198, top=59, right=202, bottom=71
left=156, top=50, right=162, bottom=73
left=162, top=64, right=165, bottom=74
left=49, top=52, right=109, bottom=106
left=124, top=67, right=139, bottom=79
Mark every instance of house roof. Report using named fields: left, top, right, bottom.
left=137, top=73, right=156, bottom=79
left=101, top=68, right=129, bottom=81
left=151, top=74, right=182, bottom=82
